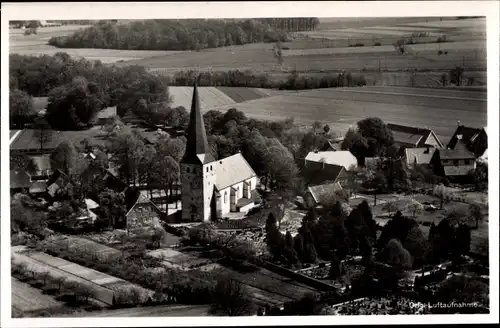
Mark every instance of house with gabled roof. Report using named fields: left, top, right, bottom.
left=387, top=123, right=443, bottom=149
left=447, top=125, right=487, bottom=158
left=320, top=138, right=344, bottom=152
left=303, top=182, right=343, bottom=209
left=405, top=147, right=436, bottom=168
left=431, top=140, right=477, bottom=178
left=180, top=82, right=259, bottom=222
left=302, top=150, right=356, bottom=187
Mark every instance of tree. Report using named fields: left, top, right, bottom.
left=468, top=203, right=482, bottom=229
left=356, top=117, right=394, bottom=157
left=406, top=199, right=424, bottom=218
left=378, top=238, right=413, bottom=270
left=51, top=140, right=78, bottom=175
left=46, top=76, right=107, bottom=130
left=97, top=188, right=127, bottom=229
left=433, top=184, right=451, bottom=209
left=403, top=226, right=430, bottom=269
left=360, top=168, right=387, bottom=206
left=10, top=89, right=36, bottom=128
left=323, top=124, right=330, bottom=134
left=33, top=117, right=53, bottom=154
left=382, top=201, right=398, bottom=217
left=436, top=274, right=488, bottom=307
left=210, top=277, right=255, bottom=316
left=468, top=161, right=488, bottom=192
left=341, top=128, right=369, bottom=164
left=329, top=254, right=342, bottom=280
left=449, top=66, right=464, bottom=86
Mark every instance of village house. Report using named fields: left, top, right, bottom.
left=180, top=83, right=259, bottom=222
left=447, top=124, right=487, bottom=158
left=302, top=150, right=357, bottom=187
left=303, top=182, right=344, bottom=209
left=320, top=137, right=344, bottom=152
left=387, top=123, right=443, bottom=149
left=404, top=147, right=437, bottom=168
left=431, top=140, right=477, bottom=178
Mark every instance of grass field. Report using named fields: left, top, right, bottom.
left=9, top=25, right=184, bottom=63
left=12, top=278, right=65, bottom=314
left=209, top=86, right=487, bottom=142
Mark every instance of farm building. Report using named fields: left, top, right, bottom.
left=94, top=106, right=117, bottom=126
left=431, top=141, right=476, bottom=178
left=404, top=147, right=436, bottom=168
left=180, top=83, right=259, bottom=222
left=320, top=137, right=344, bottom=151
left=123, top=189, right=164, bottom=231
left=302, top=150, right=356, bottom=186
left=387, top=123, right=443, bottom=149
left=305, top=151, right=358, bottom=170
left=447, top=125, right=487, bottom=158
left=303, top=182, right=344, bottom=208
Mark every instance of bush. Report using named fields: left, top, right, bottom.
left=373, top=42, right=382, bottom=46
left=349, top=43, right=365, bottom=47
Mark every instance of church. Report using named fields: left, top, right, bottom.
left=180, top=83, right=259, bottom=222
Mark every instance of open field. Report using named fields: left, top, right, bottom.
left=169, top=86, right=236, bottom=109
left=299, top=18, right=486, bottom=45
left=12, top=278, right=66, bottom=314
left=123, top=46, right=485, bottom=74
left=10, top=25, right=184, bottom=63
left=209, top=86, right=487, bottom=142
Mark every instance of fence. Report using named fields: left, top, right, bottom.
left=259, top=260, right=338, bottom=292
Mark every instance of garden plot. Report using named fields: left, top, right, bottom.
left=147, top=248, right=212, bottom=270
left=12, top=278, right=65, bottom=314
left=13, top=250, right=154, bottom=305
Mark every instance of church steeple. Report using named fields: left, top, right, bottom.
left=181, top=80, right=214, bottom=164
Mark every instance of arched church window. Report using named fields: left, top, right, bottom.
left=224, top=191, right=227, bottom=203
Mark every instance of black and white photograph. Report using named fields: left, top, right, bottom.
left=1, top=1, right=498, bottom=326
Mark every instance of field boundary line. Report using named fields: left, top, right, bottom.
left=314, top=88, right=487, bottom=102
left=14, top=251, right=119, bottom=305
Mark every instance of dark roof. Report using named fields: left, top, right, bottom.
left=301, top=162, right=346, bottom=186
left=439, top=145, right=476, bottom=160
left=181, top=82, right=214, bottom=165
left=387, top=123, right=434, bottom=147
left=321, top=139, right=343, bottom=151
left=10, top=170, right=31, bottom=189
left=306, top=182, right=343, bottom=204
left=47, top=169, right=73, bottom=197
left=447, top=125, right=487, bottom=157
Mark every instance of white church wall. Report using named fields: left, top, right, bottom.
left=219, top=186, right=231, bottom=216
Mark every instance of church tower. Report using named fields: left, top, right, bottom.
left=180, top=82, right=217, bottom=222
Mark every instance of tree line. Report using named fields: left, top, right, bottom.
left=168, top=69, right=367, bottom=90
left=9, top=54, right=366, bottom=130
left=10, top=53, right=170, bottom=130
left=48, top=18, right=319, bottom=51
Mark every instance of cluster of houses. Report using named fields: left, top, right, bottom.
left=9, top=84, right=262, bottom=229
left=301, top=122, right=488, bottom=208
left=9, top=85, right=488, bottom=226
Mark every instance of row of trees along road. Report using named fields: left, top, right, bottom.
left=48, top=18, right=320, bottom=51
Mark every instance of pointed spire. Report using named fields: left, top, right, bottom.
left=181, top=78, right=214, bottom=164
